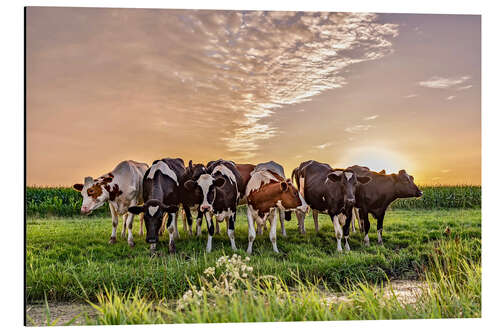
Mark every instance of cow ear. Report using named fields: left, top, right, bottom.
left=188, top=160, right=193, bottom=169
left=328, top=171, right=342, bottom=182
left=162, top=204, right=179, bottom=214
left=357, top=176, right=371, bottom=184
left=184, top=180, right=197, bottom=191
left=214, top=177, right=226, bottom=187
left=73, top=183, right=84, bottom=191
left=398, top=169, right=407, bottom=175
left=280, top=181, right=288, bottom=192
left=379, top=169, right=386, bottom=175
left=128, top=206, right=145, bottom=215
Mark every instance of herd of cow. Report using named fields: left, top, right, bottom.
left=73, top=158, right=423, bottom=254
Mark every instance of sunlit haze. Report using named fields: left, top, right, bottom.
left=26, top=8, right=481, bottom=186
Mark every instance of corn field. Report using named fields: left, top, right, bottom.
left=26, top=185, right=481, bottom=217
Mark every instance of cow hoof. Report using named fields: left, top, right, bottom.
left=121, top=231, right=126, bottom=239
left=108, top=237, right=117, bottom=244
left=128, top=240, right=135, bottom=248
left=169, top=244, right=176, bottom=254
left=139, top=231, right=144, bottom=237
left=378, top=241, right=384, bottom=246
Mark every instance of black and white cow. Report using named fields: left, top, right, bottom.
left=292, top=160, right=371, bottom=251
left=128, top=158, right=186, bottom=253
left=180, top=160, right=208, bottom=236
left=184, top=159, right=244, bottom=252
left=348, top=165, right=422, bottom=246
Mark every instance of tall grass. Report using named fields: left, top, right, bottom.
left=26, top=185, right=481, bottom=217
left=87, top=239, right=480, bottom=324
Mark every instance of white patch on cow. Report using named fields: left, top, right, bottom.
left=322, top=196, right=325, bottom=201
left=364, top=233, right=370, bottom=246
left=197, top=174, right=215, bottom=207
left=338, top=213, right=347, bottom=226
left=246, top=170, right=280, bottom=196
left=276, top=200, right=285, bottom=211
left=333, top=170, right=343, bottom=177
left=345, top=171, right=353, bottom=181
left=148, top=205, right=159, bottom=216
left=297, top=192, right=308, bottom=213
left=212, top=164, right=236, bottom=185
left=377, top=229, right=383, bottom=243
left=147, top=161, right=179, bottom=185
left=215, top=208, right=233, bottom=222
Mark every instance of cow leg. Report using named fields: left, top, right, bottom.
left=279, top=209, right=286, bottom=237
left=342, top=210, right=353, bottom=252
left=296, top=210, right=306, bottom=234
left=125, top=211, right=136, bottom=247
left=159, top=213, right=167, bottom=236
left=205, top=212, right=215, bottom=252
left=332, top=215, right=343, bottom=252
left=269, top=209, right=279, bottom=253
left=196, top=209, right=203, bottom=236
left=184, top=206, right=193, bottom=236
left=109, top=204, right=118, bottom=244
left=173, top=211, right=180, bottom=239
left=354, top=208, right=363, bottom=233
left=360, top=210, right=371, bottom=246
left=350, top=208, right=356, bottom=233
left=313, top=209, right=319, bottom=233
left=215, top=219, right=221, bottom=235
left=181, top=208, right=188, bottom=234
left=139, top=212, right=144, bottom=237
left=376, top=211, right=385, bottom=245
left=246, top=208, right=256, bottom=254
left=121, top=214, right=127, bottom=239
left=256, top=221, right=263, bottom=235
left=227, top=211, right=237, bottom=251
left=166, top=213, right=176, bottom=254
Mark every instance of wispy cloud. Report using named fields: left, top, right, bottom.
left=457, top=85, right=473, bottom=90
left=345, top=124, right=374, bottom=134
left=404, top=94, right=418, bottom=98
left=363, top=115, right=379, bottom=121
left=418, top=76, right=470, bottom=89
left=446, top=96, right=456, bottom=101
left=314, top=142, right=333, bottom=150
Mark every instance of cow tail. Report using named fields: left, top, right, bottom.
left=291, top=167, right=300, bottom=189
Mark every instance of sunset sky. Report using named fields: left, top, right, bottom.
left=26, top=7, right=481, bottom=186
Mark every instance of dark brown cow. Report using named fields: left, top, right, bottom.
left=348, top=165, right=423, bottom=246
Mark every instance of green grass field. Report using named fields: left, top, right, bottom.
left=26, top=208, right=480, bottom=302
left=25, top=186, right=481, bottom=323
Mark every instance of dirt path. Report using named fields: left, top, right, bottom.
left=25, top=302, right=97, bottom=326
left=321, top=280, right=427, bottom=306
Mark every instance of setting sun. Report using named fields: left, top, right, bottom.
left=336, top=146, right=414, bottom=176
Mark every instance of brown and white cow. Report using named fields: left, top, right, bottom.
left=73, top=160, right=148, bottom=247
left=245, top=169, right=307, bottom=254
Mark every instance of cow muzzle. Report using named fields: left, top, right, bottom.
left=416, top=190, right=423, bottom=197
left=346, top=198, right=355, bottom=206
left=200, top=205, right=212, bottom=213
left=80, top=207, right=91, bottom=215
left=146, top=236, right=158, bottom=244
